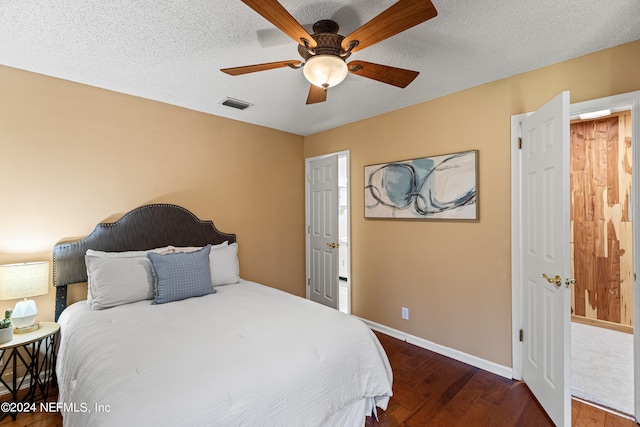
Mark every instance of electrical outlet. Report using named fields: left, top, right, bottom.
left=402, top=307, right=409, bottom=320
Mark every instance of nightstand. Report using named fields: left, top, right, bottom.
left=0, top=321, right=59, bottom=420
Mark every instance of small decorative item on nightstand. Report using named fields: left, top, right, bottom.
left=0, top=308, right=13, bottom=343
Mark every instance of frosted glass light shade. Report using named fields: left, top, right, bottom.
left=303, top=55, right=348, bottom=89
left=0, top=262, right=49, bottom=300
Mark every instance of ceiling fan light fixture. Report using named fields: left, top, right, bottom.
left=303, top=55, right=348, bottom=89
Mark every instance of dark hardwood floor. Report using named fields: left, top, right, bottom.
left=367, top=331, right=637, bottom=427
left=0, top=331, right=636, bottom=426
left=0, top=387, right=62, bottom=426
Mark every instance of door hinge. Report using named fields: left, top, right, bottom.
left=519, top=329, right=524, bottom=342
left=307, top=278, right=310, bottom=287
left=518, top=137, right=522, bottom=149
left=307, top=225, right=311, bottom=234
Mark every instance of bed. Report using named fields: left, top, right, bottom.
left=53, top=204, right=393, bottom=426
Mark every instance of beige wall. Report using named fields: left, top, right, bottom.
left=2, top=39, right=639, bottom=370
left=0, top=66, right=306, bottom=322
left=305, top=40, right=640, bottom=367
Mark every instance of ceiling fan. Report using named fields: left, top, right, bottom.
left=221, top=0, right=438, bottom=104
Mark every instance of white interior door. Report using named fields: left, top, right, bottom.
left=308, top=154, right=339, bottom=309
left=521, top=91, right=571, bottom=426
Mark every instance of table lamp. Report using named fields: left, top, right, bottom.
left=0, top=261, right=49, bottom=333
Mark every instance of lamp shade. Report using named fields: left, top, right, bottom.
left=303, top=55, right=348, bottom=89
left=0, top=262, right=50, bottom=300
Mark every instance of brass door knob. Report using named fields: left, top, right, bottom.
left=542, top=273, right=562, bottom=288
left=326, top=242, right=339, bottom=249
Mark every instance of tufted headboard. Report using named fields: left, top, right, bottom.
left=52, top=204, right=236, bottom=320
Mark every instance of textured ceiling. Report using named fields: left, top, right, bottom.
left=2, top=1, right=640, bottom=136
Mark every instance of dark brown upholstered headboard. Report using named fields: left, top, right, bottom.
left=52, top=204, right=236, bottom=320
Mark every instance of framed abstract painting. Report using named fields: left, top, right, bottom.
left=364, top=150, right=478, bottom=219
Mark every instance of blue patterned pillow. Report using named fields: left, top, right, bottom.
left=147, top=245, right=214, bottom=304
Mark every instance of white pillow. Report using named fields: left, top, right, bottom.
left=168, top=241, right=228, bottom=253
left=209, top=243, right=240, bottom=286
left=85, top=247, right=172, bottom=310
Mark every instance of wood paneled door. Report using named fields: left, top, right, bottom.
left=570, top=110, right=633, bottom=332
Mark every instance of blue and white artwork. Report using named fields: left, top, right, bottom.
left=364, top=150, right=478, bottom=219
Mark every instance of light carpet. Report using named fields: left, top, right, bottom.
left=571, top=321, right=634, bottom=415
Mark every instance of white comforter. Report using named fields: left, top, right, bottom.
left=56, top=280, right=392, bottom=427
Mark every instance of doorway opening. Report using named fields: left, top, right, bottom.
left=511, top=90, right=640, bottom=424
left=569, top=110, right=634, bottom=416
left=305, top=150, right=351, bottom=314
left=337, top=154, right=350, bottom=314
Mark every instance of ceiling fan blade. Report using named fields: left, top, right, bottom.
left=221, top=60, right=301, bottom=76
left=306, top=84, right=327, bottom=104
left=348, top=61, right=419, bottom=88
left=241, top=0, right=317, bottom=48
left=341, top=0, right=437, bottom=52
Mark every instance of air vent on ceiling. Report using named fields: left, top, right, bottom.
left=220, top=97, right=253, bottom=111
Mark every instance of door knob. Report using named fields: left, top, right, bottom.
left=542, top=273, right=562, bottom=288
left=326, top=242, right=339, bottom=249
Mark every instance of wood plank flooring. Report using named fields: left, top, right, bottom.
left=367, top=331, right=637, bottom=427
left=0, top=331, right=636, bottom=426
left=0, top=386, right=62, bottom=426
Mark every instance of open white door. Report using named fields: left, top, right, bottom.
left=308, top=154, right=339, bottom=309
left=520, top=92, right=571, bottom=426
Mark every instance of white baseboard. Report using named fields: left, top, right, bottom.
left=0, top=370, right=53, bottom=398
left=359, top=317, right=513, bottom=380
